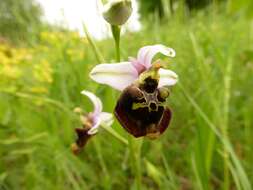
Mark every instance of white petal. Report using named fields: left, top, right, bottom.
left=87, top=116, right=101, bottom=135
left=81, top=90, right=102, bottom=116
left=99, top=112, right=114, bottom=127
left=90, top=62, right=138, bottom=91
left=158, top=68, right=178, bottom=88
left=137, top=45, right=176, bottom=69
left=87, top=112, right=113, bottom=135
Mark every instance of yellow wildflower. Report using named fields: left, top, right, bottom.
left=34, top=60, right=53, bottom=83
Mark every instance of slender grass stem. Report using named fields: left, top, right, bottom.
left=0, top=90, right=71, bottom=114
left=93, top=139, right=109, bottom=176
left=223, top=58, right=233, bottom=190
left=179, top=83, right=251, bottom=190
left=93, top=139, right=111, bottom=190
left=82, top=22, right=105, bottom=63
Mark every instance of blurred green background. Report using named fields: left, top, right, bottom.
left=0, top=0, right=253, bottom=189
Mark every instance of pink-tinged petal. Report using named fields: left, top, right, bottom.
left=87, top=112, right=113, bottom=135
left=87, top=116, right=101, bottom=135
left=100, top=112, right=114, bottom=127
left=129, top=57, right=146, bottom=74
left=137, top=45, right=176, bottom=69
left=81, top=90, right=102, bottom=116
left=158, top=68, right=178, bottom=88
left=90, top=62, right=138, bottom=91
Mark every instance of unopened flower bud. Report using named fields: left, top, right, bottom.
left=103, top=0, right=132, bottom=25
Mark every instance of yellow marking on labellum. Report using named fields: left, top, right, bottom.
left=132, top=102, right=148, bottom=110
left=132, top=101, right=165, bottom=112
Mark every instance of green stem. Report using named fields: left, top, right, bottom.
left=93, top=139, right=111, bottom=190
left=101, top=125, right=128, bottom=145
left=129, top=136, right=142, bottom=190
left=223, top=58, right=232, bottom=190
left=111, top=25, right=121, bottom=62
left=93, top=139, right=108, bottom=175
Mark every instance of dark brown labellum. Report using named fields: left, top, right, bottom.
left=71, top=128, right=92, bottom=154
left=114, top=83, right=172, bottom=138
left=71, top=113, right=96, bottom=154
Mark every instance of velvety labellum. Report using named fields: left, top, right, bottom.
left=114, top=84, right=172, bottom=138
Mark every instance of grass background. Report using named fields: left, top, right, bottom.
left=0, top=2, right=253, bottom=190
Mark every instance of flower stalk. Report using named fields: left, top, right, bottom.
left=129, top=136, right=143, bottom=190
left=102, top=0, right=133, bottom=61
left=111, top=25, right=121, bottom=61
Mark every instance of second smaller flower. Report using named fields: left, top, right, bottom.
left=71, top=90, right=113, bottom=154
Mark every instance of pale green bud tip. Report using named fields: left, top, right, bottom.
left=103, top=0, right=133, bottom=26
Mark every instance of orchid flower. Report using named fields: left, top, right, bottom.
left=71, top=90, right=113, bottom=154
left=89, top=44, right=178, bottom=138
left=90, top=44, right=178, bottom=91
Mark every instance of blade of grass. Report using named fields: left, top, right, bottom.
left=179, top=82, right=252, bottom=190
left=82, top=23, right=105, bottom=63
